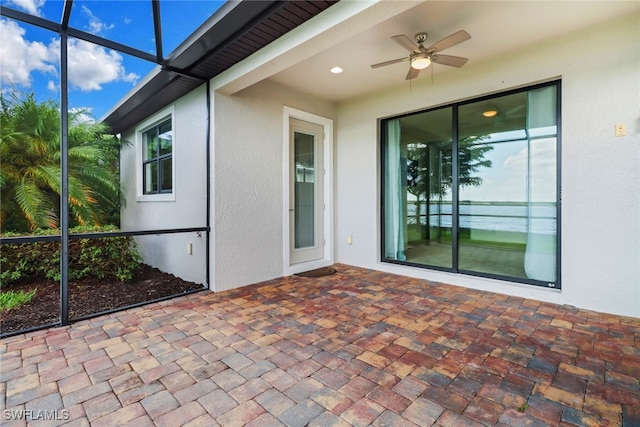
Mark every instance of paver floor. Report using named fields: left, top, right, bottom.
left=1, top=264, right=639, bottom=426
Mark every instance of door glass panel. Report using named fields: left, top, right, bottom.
left=457, top=138, right=529, bottom=278
left=384, top=108, right=453, bottom=268
left=294, top=131, right=315, bottom=249
left=457, top=88, right=557, bottom=281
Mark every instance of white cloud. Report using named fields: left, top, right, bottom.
left=0, top=18, right=57, bottom=88
left=504, top=140, right=556, bottom=172
left=81, top=5, right=114, bottom=35
left=50, top=38, right=140, bottom=92
left=504, top=139, right=557, bottom=201
left=462, top=139, right=557, bottom=203
left=5, top=0, right=45, bottom=16
left=1, top=19, right=139, bottom=93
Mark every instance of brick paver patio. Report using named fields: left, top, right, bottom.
left=1, top=264, right=639, bottom=426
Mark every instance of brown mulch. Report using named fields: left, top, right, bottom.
left=0, top=264, right=204, bottom=335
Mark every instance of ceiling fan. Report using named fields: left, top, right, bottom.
left=371, top=30, right=471, bottom=80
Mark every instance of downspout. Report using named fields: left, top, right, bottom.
left=205, top=80, right=211, bottom=289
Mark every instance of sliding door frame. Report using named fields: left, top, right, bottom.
left=380, top=80, right=562, bottom=289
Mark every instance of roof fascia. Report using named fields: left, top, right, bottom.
left=100, top=1, right=284, bottom=130
left=164, top=1, right=282, bottom=71
left=164, top=0, right=241, bottom=62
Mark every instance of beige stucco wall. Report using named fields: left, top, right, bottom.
left=120, top=85, right=208, bottom=285
left=121, top=8, right=639, bottom=317
left=335, top=12, right=640, bottom=317
left=212, top=80, right=336, bottom=291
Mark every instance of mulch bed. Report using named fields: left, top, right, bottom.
left=1, top=264, right=204, bottom=335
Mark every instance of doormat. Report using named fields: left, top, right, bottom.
left=295, top=266, right=337, bottom=278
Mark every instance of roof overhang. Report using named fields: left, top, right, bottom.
left=102, top=0, right=339, bottom=134
left=215, top=1, right=640, bottom=105
left=210, top=0, right=418, bottom=96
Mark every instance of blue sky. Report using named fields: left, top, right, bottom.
left=0, top=0, right=224, bottom=121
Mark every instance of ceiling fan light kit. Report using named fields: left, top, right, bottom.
left=410, top=52, right=431, bottom=69
left=371, top=30, right=471, bottom=80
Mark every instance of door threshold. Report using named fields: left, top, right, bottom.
left=287, top=259, right=333, bottom=276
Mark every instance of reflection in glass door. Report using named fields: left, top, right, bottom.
left=457, top=87, right=557, bottom=282
left=290, top=119, right=324, bottom=264
left=295, top=131, right=315, bottom=249
left=382, top=81, right=559, bottom=287
left=383, top=108, right=453, bottom=269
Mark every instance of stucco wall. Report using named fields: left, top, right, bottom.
left=212, top=80, right=336, bottom=291
left=120, top=85, right=208, bottom=284
left=335, top=13, right=640, bottom=317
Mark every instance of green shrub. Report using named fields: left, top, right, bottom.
left=0, top=226, right=142, bottom=287
left=0, top=288, right=37, bottom=311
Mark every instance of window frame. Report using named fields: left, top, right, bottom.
left=380, top=80, right=562, bottom=289
left=135, top=106, right=176, bottom=202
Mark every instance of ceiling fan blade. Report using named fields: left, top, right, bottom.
left=431, top=54, right=469, bottom=68
left=370, top=57, right=408, bottom=69
left=392, top=34, right=418, bottom=52
left=405, top=67, right=421, bottom=80
left=427, top=30, right=471, bottom=53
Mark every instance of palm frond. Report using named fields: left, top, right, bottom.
left=71, top=163, right=119, bottom=193
left=68, top=145, right=106, bottom=162
left=69, top=200, right=98, bottom=226
left=32, top=165, right=62, bottom=194
left=1, top=90, right=123, bottom=231
left=15, top=177, right=58, bottom=229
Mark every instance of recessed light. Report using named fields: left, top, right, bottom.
left=330, top=66, right=343, bottom=74
left=482, top=104, right=499, bottom=117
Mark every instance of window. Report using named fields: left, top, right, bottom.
left=382, top=81, right=560, bottom=287
left=142, top=118, right=173, bottom=194
left=135, top=108, right=175, bottom=202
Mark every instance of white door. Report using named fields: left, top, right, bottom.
left=289, top=118, right=324, bottom=264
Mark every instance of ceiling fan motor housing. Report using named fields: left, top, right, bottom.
left=415, top=32, right=428, bottom=46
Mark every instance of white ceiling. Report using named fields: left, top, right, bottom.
left=268, top=1, right=639, bottom=103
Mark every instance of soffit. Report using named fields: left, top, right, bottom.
left=267, top=1, right=640, bottom=103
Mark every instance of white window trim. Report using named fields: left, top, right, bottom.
left=135, top=106, right=176, bottom=202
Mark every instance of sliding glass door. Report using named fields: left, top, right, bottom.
left=382, top=81, right=559, bottom=287
left=384, top=108, right=453, bottom=269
